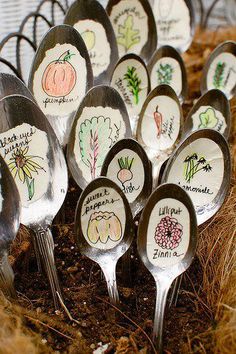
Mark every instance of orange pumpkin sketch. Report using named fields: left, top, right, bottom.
left=42, top=50, right=76, bottom=97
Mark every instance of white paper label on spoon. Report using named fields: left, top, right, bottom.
left=207, top=52, right=236, bottom=97
left=81, top=186, right=126, bottom=250
left=153, top=0, right=191, bottom=49
left=147, top=198, right=190, bottom=268
left=111, top=59, right=149, bottom=118
left=166, top=138, right=224, bottom=206
left=74, top=19, right=111, bottom=77
left=141, top=95, right=180, bottom=151
left=191, top=106, right=227, bottom=134
left=74, top=106, right=127, bottom=182
left=109, top=0, right=148, bottom=57
left=0, top=123, right=50, bottom=206
left=106, top=148, right=145, bottom=203
left=150, top=57, right=182, bottom=96
left=33, top=43, right=87, bottom=116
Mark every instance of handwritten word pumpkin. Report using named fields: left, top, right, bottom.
left=87, top=211, right=122, bottom=244
left=42, top=50, right=76, bottom=97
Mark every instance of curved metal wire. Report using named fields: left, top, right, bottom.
left=36, top=0, right=66, bottom=26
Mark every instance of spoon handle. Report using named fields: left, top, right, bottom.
left=153, top=279, right=171, bottom=353
left=102, top=262, right=119, bottom=306
left=169, top=274, right=183, bottom=307
left=0, top=253, right=16, bottom=298
left=33, top=227, right=61, bottom=309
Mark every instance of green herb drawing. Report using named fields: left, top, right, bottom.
left=184, top=153, right=212, bottom=183
left=124, top=66, right=142, bottom=105
left=79, top=116, right=114, bottom=180
left=198, top=107, right=218, bottom=129
left=213, top=62, right=226, bottom=89
left=8, top=146, right=46, bottom=200
left=117, top=157, right=134, bottom=186
left=117, top=15, right=140, bottom=53
left=156, top=63, right=174, bottom=85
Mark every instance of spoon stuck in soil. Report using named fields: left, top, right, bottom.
left=137, top=183, right=198, bottom=353
left=75, top=177, right=134, bottom=305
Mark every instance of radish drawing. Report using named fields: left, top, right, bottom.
left=117, top=157, right=134, bottom=185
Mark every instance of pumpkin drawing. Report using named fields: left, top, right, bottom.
left=87, top=211, right=122, bottom=244
left=42, top=50, right=76, bottom=97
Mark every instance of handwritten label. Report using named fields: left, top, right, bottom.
left=207, top=52, right=236, bottom=98
left=0, top=123, right=50, bottom=206
left=166, top=138, right=224, bottom=206
left=33, top=43, right=87, bottom=116
left=106, top=148, right=144, bottom=203
left=147, top=198, right=190, bottom=268
left=192, top=106, right=227, bottom=135
left=141, top=95, right=180, bottom=152
left=74, top=106, right=126, bottom=183
left=74, top=19, right=111, bottom=78
left=150, top=57, right=182, bottom=96
left=81, top=186, right=126, bottom=250
left=109, top=0, right=148, bottom=57
left=111, top=58, right=149, bottom=121
left=153, top=0, right=191, bottom=50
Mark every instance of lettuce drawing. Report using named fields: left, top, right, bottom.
left=198, top=107, right=218, bottom=129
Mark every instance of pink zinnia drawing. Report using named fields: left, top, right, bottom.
left=155, top=216, right=183, bottom=250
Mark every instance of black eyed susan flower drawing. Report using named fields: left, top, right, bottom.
left=8, top=146, right=46, bottom=200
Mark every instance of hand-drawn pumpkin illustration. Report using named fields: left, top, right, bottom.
left=87, top=211, right=122, bottom=244
left=42, top=50, right=76, bottom=97
left=81, top=30, right=96, bottom=51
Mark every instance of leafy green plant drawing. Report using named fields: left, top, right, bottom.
left=8, top=146, right=46, bottom=201
left=156, top=63, right=174, bottom=85
left=79, top=116, right=113, bottom=179
left=184, top=153, right=212, bottom=183
left=124, top=66, right=142, bottom=105
left=198, top=107, right=218, bottom=129
left=117, top=15, right=140, bottom=53
left=213, top=62, right=226, bottom=89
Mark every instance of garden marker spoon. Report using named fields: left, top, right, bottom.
left=110, top=53, right=150, bottom=135
left=106, top=0, right=157, bottom=62
left=28, top=24, right=93, bottom=147
left=183, top=89, right=231, bottom=139
left=67, top=85, right=131, bottom=191
left=136, top=84, right=183, bottom=187
left=161, top=129, right=231, bottom=306
left=0, top=95, right=68, bottom=309
left=101, top=138, right=153, bottom=218
left=153, top=0, right=195, bottom=53
left=64, top=0, right=118, bottom=86
left=137, top=183, right=198, bottom=352
left=147, top=45, right=188, bottom=103
left=75, top=176, right=134, bottom=305
left=0, top=73, right=36, bottom=103
left=201, top=41, right=236, bottom=100
left=0, top=155, right=20, bottom=298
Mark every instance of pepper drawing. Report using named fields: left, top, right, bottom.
left=153, top=105, right=163, bottom=139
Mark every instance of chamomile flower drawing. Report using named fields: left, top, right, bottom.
left=8, top=146, right=46, bottom=201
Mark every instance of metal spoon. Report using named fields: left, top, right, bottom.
left=0, top=73, right=36, bottom=102
left=28, top=24, right=93, bottom=147
left=0, top=94, right=68, bottom=309
left=147, top=45, right=188, bottom=103
left=161, top=129, right=231, bottom=305
left=106, top=0, right=157, bottom=62
left=67, top=85, right=131, bottom=190
left=110, top=53, right=150, bottom=135
left=64, top=0, right=118, bottom=86
left=75, top=176, right=134, bottom=305
left=183, top=89, right=231, bottom=139
left=0, top=154, right=21, bottom=298
left=136, top=84, right=183, bottom=187
left=152, top=0, right=195, bottom=53
left=137, top=183, right=198, bottom=352
left=101, top=138, right=153, bottom=218
left=201, top=40, right=236, bottom=100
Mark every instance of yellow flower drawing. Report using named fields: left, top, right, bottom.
left=8, top=146, right=46, bottom=200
